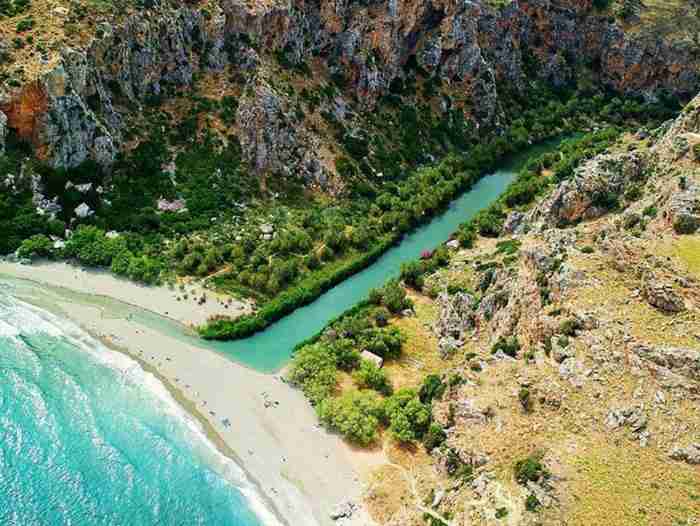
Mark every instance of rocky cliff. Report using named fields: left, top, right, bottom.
left=1, top=0, right=698, bottom=182
left=362, top=92, right=700, bottom=526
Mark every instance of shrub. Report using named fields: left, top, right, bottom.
left=362, top=326, right=406, bottom=359
left=17, top=234, right=53, bottom=259
left=418, top=374, right=446, bottom=404
left=381, top=278, right=411, bottom=313
left=287, top=343, right=338, bottom=404
left=317, top=390, right=385, bottom=446
left=622, top=213, right=641, bottom=230
left=445, top=448, right=474, bottom=482
left=559, top=318, right=581, bottom=337
left=624, top=184, right=642, bottom=202
left=329, top=338, right=361, bottom=371
left=642, top=205, right=657, bottom=218
left=374, top=307, right=390, bottom=327
left=673, top=215, right=699, bottom=235
left=474, top=208, right=504, bottom=237
left=423, top=423, right=447, bottom=452
left=514, top=453, right=549, bottom=485
left=400, top=260, right=425, bottom=289
left=525, top=494, right=541, bottom=512
left=385, top=389, right=431, bottom=443
left=490, top=336, right=520, bottom=358
left=580, top=245, right=594, bottom=254
left=518, top=388, right=533, bottom=413
left=693, top=143, right=700, bottom=161
left=495, top=239, right=521, bottom=256
left=353, top=360, right=392, bottom=395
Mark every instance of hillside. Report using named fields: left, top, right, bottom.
left=287, top=92, right=700, bottom=526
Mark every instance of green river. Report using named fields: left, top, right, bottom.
left=3, top=137, right=573, bottom=373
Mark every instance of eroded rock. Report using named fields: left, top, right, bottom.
left=669, top=443, right=700, bottom=465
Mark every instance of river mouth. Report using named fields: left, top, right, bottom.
left=1, top=136, right=576, bottom=373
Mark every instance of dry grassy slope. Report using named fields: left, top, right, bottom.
left=0, top=0, right=131, bottom=86
left=363, top=105, right=700, bottom=525
left=621, top=0, right=700, bottom=40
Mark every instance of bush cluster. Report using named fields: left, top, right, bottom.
left=288, top=306, right=447, bottom=446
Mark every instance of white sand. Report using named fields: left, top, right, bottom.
left=1, top=264, right=384, bottom=526
left=0, top=260, right=250, bottom=326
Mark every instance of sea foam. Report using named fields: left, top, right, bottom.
left=0, top=295, right=284, bottom=526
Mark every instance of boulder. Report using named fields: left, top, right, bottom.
left=551, top=340, right=575, bottom=364
left=74, top=202, right=93, bottom=219
left=329, top=500, right=357, bottom=521
left=605, top=406, right=649, bottom=446
left=642, top=277, right=686, bottom=313
left=503, top=211, right=525, bottom=235
left=606, top=407, right=648, bottom=432
left=669, top=443, right=700, bottom=465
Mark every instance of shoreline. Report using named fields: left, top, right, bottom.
left=0, top=260, right=252, bottom=327
left=96, top=332, right=289, bottom=526
left=1, top=264, right=383, bottom=526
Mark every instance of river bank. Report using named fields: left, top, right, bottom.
left=0, top=270, right=383, bottom=526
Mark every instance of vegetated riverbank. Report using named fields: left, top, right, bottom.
left=198, top=99, right=665, bottom=341
left=4, top=85, right=680, bottom=343
left=1, top=276, right=381, bottom=526
left=285, top=126, right=628, bottom=450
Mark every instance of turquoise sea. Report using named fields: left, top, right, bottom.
left=0, top=294, right=276, bottom=526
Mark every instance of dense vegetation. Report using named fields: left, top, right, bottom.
left=288, top=286, right=451, bottom=448
left=202, top=89, right=678, bottom=339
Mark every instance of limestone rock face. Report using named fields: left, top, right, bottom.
left=1, top=0, right=699, bottom=176
left=0, top=110, right=6, bottom=153
left=236, top=81, right=327, bottom=187
left=530, top=152, right=647, bottom=226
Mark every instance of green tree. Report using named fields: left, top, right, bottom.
left=288, top=343, right=338, bottom=404
left=353, top=360, right=392, bottom=395
left=317, top=390, right=385, bottom=446
left=385, top=389, right=431, bottom=443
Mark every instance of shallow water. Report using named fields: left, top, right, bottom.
left=0, top=296, right=277, bottom=526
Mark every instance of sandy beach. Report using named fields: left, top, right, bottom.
left=0, top=260, right=250, bottom=327
left=0, top=262, right=383, bottom=526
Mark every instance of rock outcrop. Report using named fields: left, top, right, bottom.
left=641, top=275, right=686, bottom=313
left=633, top=344, right=700, bottom=382
left=530, top=152, right=647, bottom=226
left=669, top=443, right=700, bottom=465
